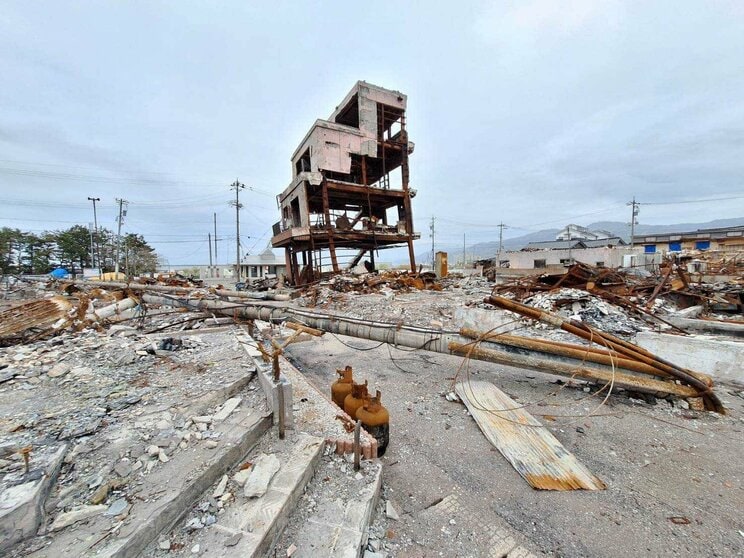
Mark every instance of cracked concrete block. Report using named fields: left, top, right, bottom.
left=0, top=444, right=67, bottom=552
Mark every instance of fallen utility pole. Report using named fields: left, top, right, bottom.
left=136, top=292, right=721, bottom=408
left=73, top=280, right=291, bottom=301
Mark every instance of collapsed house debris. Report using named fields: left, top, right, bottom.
left=270, top=81, right=419, bottom=284
left=491, top=261, right=743, bottom=331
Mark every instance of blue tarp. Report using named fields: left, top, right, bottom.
left=50, top=268, right=69, bottom=279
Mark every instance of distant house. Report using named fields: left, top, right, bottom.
left=633, top=225, right=744, bottom=254
left=239, top=244, right=287, bottom=284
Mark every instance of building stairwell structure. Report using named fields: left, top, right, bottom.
left=271, top=81, right=419, bottom=285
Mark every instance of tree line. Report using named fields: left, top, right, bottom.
left=0, top=225, right=159, bottom=276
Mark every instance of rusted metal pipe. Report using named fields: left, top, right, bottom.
left=448, top=341, right=700, bottom=399
left=485, top=295, right=724, bottom=413
left=277, top=382, right=286, bottom=440
left=459, top=327, right=713, bottom=383
left=353, top=420, right=361, bottom=472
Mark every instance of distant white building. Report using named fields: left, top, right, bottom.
left=556, top=224, right=613, bottom=241
left=238, top=244, right=287, bottom=284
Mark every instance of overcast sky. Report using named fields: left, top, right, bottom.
left=2, top=1, right=743, bottom=265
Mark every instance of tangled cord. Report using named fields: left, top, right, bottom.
left=449, top=319, right=619, bottom=427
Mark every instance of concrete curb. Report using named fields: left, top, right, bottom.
left=284, top=460, right=382, bottom=558
left=198, top=433, right=326, bottom=557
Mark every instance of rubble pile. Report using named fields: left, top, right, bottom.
left=492, top=261, right=743, bottom=329
left=326, top=269, right=441, bottom=294
left=522, top=288, right=646, bottom=336
left=0, top=302, right=263, bottom=554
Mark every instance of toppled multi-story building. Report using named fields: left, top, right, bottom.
left=271, top=81, right=419, bottom=284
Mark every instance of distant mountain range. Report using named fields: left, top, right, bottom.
left=416, top=217, right=744, bottom=262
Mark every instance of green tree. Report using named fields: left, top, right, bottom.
left=0, top=227, right=22, bottom=274
left=123, top=233, right=158, bottom=276
left=22, top=232, right=56, bottom=273
left=55, top=225, right=93, bottom=271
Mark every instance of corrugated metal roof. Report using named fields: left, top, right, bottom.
left=455, top=380, right=606, bottom=491
left=0, top=296, right=72, bottom=339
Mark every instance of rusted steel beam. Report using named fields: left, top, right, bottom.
left=448, top=342, right=699, bottom=399
left=458, top=327, right=698, bottom=381
left=485, top=295, right=724, bottom=413
left=285, top=322, right=324, bottom=337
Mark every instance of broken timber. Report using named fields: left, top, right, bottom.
left=455, top=380, right=606, bottom=491
left=139, top=293, right=722, bottom=409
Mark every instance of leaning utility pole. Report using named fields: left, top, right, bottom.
left=627, top=197, right=640, bottom=248
left=462, top=233, right=466, bottom=268
left=114, top=198, right=128, bottom=277
left=429, top=216, right=436, bottom=267
left=87, top=196, right=101, bottom=275
left=229, top=180, right=246, bottom=282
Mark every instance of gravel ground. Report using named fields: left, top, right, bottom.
left=285, top=333, right=744, bottom=558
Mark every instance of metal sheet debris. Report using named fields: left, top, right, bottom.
left=454, top=380, right=606, bottom=491
left=0, top=296, right=72, bottom=343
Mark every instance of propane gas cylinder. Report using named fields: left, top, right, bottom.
left=356, top=390, right=390, bottom=456
left=343, top=380, right=368, bottom=419
left=331, top=366, right=353, bottom=408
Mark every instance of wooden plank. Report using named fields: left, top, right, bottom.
left=455, top=380, right=606, bottom=491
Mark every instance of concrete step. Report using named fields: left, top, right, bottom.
left=272, top=445, right=382, bottom=558
left=147, top=431, right=325, bottom=557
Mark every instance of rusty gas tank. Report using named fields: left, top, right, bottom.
left=357, top=390, right=390, bottom=457
left=343, top=380, right=368, bottom=420
left=331, top=366, right=354, bottom=409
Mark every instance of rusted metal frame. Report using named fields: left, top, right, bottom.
left=362, top=154, right=378, bottom=258
left=459, top=328, right=686, bottom=380
left=399, top=114, right=416, bottom=272
left=448, top=342, right=699, bottom=399
left=645, top=264, right=673, bottom=309
left=485, top=295, right=724, bottom=413
left=321, top=180, right=340, bottom=273
left=348, top=209, right=365, bottom=229
left=324, top=180, right=407, bottom=200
